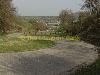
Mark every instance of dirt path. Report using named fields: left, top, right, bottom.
left=0, top=40, right=98, bottom=75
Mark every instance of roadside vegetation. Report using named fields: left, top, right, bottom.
left=18, top=35, right=79, bottom=41
left=68, top=0, right=100, bottom=75
left=0, top=35, right=55, bottom=53
left=0, top=33, right=79, bottom=53
left=70, top=57, right=100, bottom=75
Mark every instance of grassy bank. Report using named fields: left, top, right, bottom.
left=18, top=35, right=79, bottom=41
left=0, top=35, right=55, bottom=53
left=0, top=33, right=79, bottom=53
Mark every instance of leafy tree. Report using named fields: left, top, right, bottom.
left=0, top=0, right=16, bottom=34
left=73, top=11, right=91, bottom=35
left=57, top=9, right=75, bottom=36
left=82, top=0, right=100, bottom=17
left=79, top=0, right=100, bottom=46
left=29, top=19, right=47, bottom=35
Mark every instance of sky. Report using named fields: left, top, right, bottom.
left=13, top=0, right=83, bottom=16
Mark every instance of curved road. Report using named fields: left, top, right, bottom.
left=0, top=40, right=98, bottom=75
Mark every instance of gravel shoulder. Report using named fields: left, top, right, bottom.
left=0, top=40, right=98, bottom=75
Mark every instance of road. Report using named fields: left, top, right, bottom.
left=0, top=40, right=98, bottom=75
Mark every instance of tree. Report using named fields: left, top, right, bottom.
left=73, top=11, right=91, bottom=34
left=0, top=0, right=16, bottom=33
left=29, top=19, right=47, bottom=35
left=79, top=0, right=100, bottom=46
left=82, top=0, right=100, bottom=17
left=57, top=9, right=75, bottom=36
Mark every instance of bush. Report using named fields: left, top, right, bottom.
left=79, top=15, right=100, bottom=46
left=70, top=58, right=100, bottom=75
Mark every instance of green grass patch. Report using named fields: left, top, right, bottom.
left=0, top=35, right=55, bottom=53
left=18, top=35, right=79, bottom=41
left=0, top=33, right=79, bottom=53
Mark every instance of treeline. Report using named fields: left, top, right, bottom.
left=58, top=0, right=100, bottom=46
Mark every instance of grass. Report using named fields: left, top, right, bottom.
left=70, top=57, right=100, bottom=75
left=18, top=35, right=79, bottom=41
left=0, top=35, right=55, bottom=53
left=0, top=33, right=79, bottom=53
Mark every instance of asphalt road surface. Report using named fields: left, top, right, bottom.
left=0, top=40, right=98, bottom=75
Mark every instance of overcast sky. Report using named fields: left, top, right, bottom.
left=13, top=0, right=83, bottom=16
